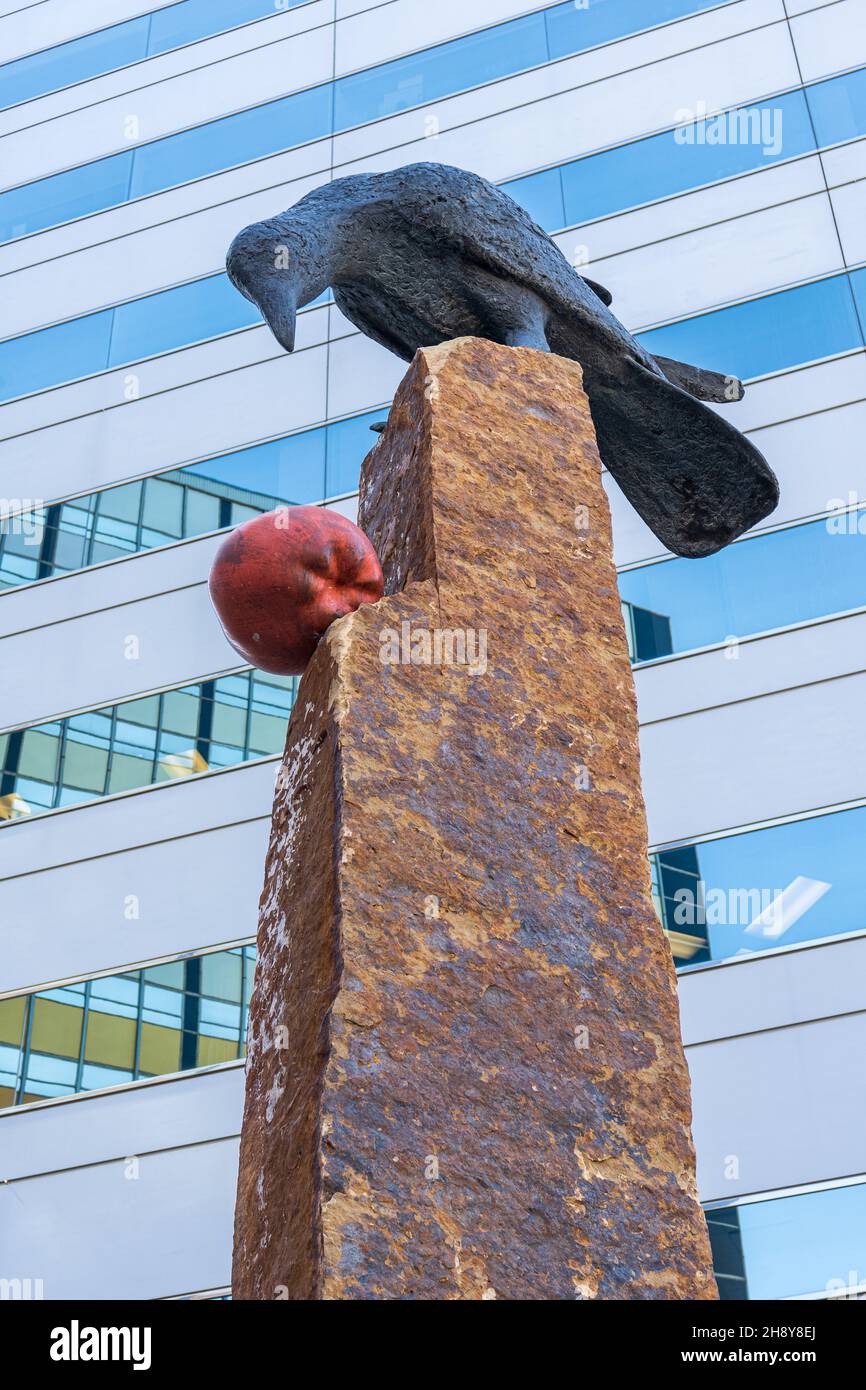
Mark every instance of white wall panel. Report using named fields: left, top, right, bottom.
left=790, top=0, right=866, bottom=82
left=554, top=154, right=826, bottom=274
left=636, top=609, right=866, bottom=725
left=746, top=397, right=866, bottom=523
left=0, top=531, right=224, bottom=640
left=830, top=177, right=866, bottom=266
left=0, top=0, right=178, bottom=63
left=0, top=3, right=333, bottom=137
left=714, top=352, right=866, bottom=431
left=641, top=669, right=866, bottom=844
left=689, top=1011, right=866, bottom=1201
left=0, top=753, right=275, bottom=879
left=679, top=933, right=866, bottom=1046
left=0, top=22, right=334, bottom=189
left=0, top=337, right=329, bottom=503
left=0, top=814, right=269, bottom=993
left=0, top=1131, right=239, bottom=1299
left=0, top=1066, right=244, bottom=1299
left=823, top=136, right=866, bottom=190
left=1, top=1064, right=244, bottom=1180
left=325, top=321, right=407, bottom=418
left=786, top=0, right=845, bottom=12
left=590, top=193, right=842, bottom=329
left=0, top=761, right=277, bottom=991
left=0, top=579, right=236, bottom=731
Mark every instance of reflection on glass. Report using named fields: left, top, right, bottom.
left=0, top=410, right=379, bottom=591
left=0, top=672, right=296, bottom=823
left=0, top=0, right=725, bottom=240
left=507, top=87, right=817, bottom=229
left=0, top=945, right=256, bottom=1108
left=707, top=1182, right=866, bottom=1300
left=639, top=271, right=864, bottom=380
left=655, top=803, right=866, bottom=966
left=621, top=600, right=673, bottom=662
left=806, top=64, right=866, bottom=148
left=619, top=512, right=866, bottom=660
left=4, top=60, right=865, bottom=398
left=707, top=1206, right=749, bottom=1300
left=0, top=273, right=260, bottom=403
left=0, top=0, right=297, bottom=110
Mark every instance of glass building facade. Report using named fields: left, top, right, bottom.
left=0, top=672, right=295, bottom=822
left=0, top=411, right=382, bottom=589
left=2, top=0, right=864, bottom=1302
left=0, top=945, right=255, bottom=1108
left=708, top=1181, right=866, bottom=1301
left=3, top=62, right=865, bottom=401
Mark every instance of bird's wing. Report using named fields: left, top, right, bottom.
left=387, top=164, right=602, bottom=316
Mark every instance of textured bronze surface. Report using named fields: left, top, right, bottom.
left=232, top=337, right=716, bottom=1300
left=227, top=161, right=779, bottom=557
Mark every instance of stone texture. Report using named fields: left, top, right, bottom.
left=232, top=337, right=716, bottom=1301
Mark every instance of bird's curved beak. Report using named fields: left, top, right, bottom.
left=226, top=224, right=300, bottom=355
left=259, top=285, right=297, bottom=354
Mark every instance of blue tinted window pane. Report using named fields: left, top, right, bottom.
left=0, top=151, right=132, bottom=241
left=619, top=515, right=866, bottom=658
left=663, top=804, right=866, bottom=966
left=545, top=0, right=722, bottom=60
left=0, top=271, right=263, bottom=403
left=504, top=165, right=565, bottom=230
left=719, top=1182, right=866, bottom=1299
left=806, top=65, right=866, bottom=147
left=0, top=1, right=295, bottom=111
left=0, top=309, right=112, bottom=401
left=848, top=265, right=866, bottom=328
left=639, top=273, right=864, bottom=379
left=325, top=413, right=380, bottom=496
left=558, top=90, right=813, bottom=226
left=0, top=18, right=149, bottom=108
left=0, top=675, right=295, bottom=822
left=186, top=431, right=327, bottom=507
left=334, top=13, right=548, bottom=128
left=109, top=273, right=260, bottom=365
left=129, top=83, right=333, bottom=197
left=0, top=1, right=793, bottom=241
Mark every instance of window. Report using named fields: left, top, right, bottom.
left=0, top=672, right=296, bottom=824
left=506, top=87, right=817, bottom=229
left=0, top=945, right=256, bottom=1108
left=639, top=271, right=865, bottom=381
left=4, top=63, right=865, bottom=402
left=654, top=803, right=866, bottom=967
left=707, top=1181, right=866, bottom=1300
left=0, top=0, right=726, bottom=241
left=0, top=410, right=381, bottom=592
left=0, top=0, right=301, bottom=110
left=619, top=512, right=866, bottom=663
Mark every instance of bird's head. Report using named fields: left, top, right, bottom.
left=227, top=218, right=327, bottom=354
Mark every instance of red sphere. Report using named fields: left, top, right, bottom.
left=208, top=506, right=384, bottom=675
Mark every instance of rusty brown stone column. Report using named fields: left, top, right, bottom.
left=232, top=337, right=716, bottom=1301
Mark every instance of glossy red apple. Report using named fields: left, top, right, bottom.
left=208, top=506, right=384, bottom=675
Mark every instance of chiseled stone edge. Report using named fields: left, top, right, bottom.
left=233, top=338, right=716, bottom=1300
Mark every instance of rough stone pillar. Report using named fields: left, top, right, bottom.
left=232, top=337, right=716, bottom=1301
